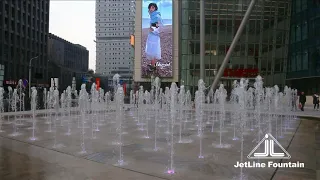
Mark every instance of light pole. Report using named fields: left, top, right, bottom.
left=29, top=56, right=39, bottom=97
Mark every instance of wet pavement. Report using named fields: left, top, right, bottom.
left=0, top=136, right=165, bottom=180
left=0, top=111, right=318, bottom=180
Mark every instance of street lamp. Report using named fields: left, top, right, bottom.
left=29, top=56, right=39, bottom=97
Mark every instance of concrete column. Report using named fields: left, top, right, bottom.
left=200, top=0, right=205, bottom=80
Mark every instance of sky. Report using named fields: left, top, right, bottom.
left=49, top=1, right=96, bottom=71
left=142, top=0, right=173, bottom=19
left=49, top=0, right=172, bottom=72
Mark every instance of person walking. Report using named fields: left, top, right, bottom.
left=313, top=93, right=319, bottom=110
left=299, top=91, right=306, bottom=111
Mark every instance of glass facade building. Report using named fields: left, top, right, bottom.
left=287, top=0, right=320, bottom=94
left=0, top=0, right=50, bottom=87
left=179, top=0, right=291, bottom=94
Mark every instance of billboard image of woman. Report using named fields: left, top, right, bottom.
left=141, top=0, right=173, bottom=77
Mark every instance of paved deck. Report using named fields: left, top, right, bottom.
left=0, top=109, right=318, bottom=180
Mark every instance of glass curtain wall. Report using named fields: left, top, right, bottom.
left=180, top=0, right=291, bottom=94
left=287, top=0, right=320, bottom=94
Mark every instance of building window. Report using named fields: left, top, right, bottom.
left=291, top=55, right=296, bottom=72
left=302, top=52, right=308, bottom=70
left=295, top=0, right=301, bottom=12
left=295, top=25, right=301, bottom=42
left=301, top=22, right=308, bottom=40
left=296, top=53, right=301, bottom=71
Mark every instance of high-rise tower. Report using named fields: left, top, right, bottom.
left=95, top=0, right=135, bottom=81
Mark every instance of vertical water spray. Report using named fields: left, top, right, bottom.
left=214, top=84, right=228, bottom=148
left=60, top=91, right=66, bottom=127
left=211, top=90, right=218, bottom=133
left=167, top=82, right=177, bottom=174
left=165, top=87, right=170, bottom=134
left=153, top=77, right=160, bottom=151
left=133, top=90, right=138, bottom=118
left=279, top=92, right=284, bottom=138
left=78, top=84, right=88, bottom=154
left=178, top=85, right=185, bottom=143
left=234, top=78, right=248, bottom=180
left=254, top=76, right=264, bottom=143
left=22, top=93, right=25, bottom=118
left=143, top=90, right=150, bottom=139
left=265, top=88, right=273, bottom=134
left=283, top=87, right=292, bottom=132
left=273, top=85, right=280, bottom=138
left=231, top=80, right=239, bottom=140
left=90, top=83, right=99, bottom=139
left=66, top=86, right=72, bottom=135
left=74, top=90, right=79, bottom=114
left=98, top=88, right=105, bottom=126
left=46, top=87, right=54, bottom=133
left=114, top=86, right=126, bottom=166
left=137, top=86, right=144, bottom=127
left=247, top=87, right=254, bottom=130
left=130, top=90, right=134, bottom=107
left=185, top=90, right=192, bottom=131
left=0, top=88, right=4, bottom=132
left=196, top=79, right=205, bottom=158
left=113, top=73, right=121, bottom=98
left=52, top=88, right=64, bottom=149
left=6, top=87, right=12, bottom=124
left=44, top=88, right=49, bottom=124
left=16, top=80, right=24, bottom=124
left=206, top=88, right=213, bottom=125
left=293, top=89, right=298, bottom=112
left=30, top=87, right=38, bottom=141
left=105, top=91, right=111, bottom=125
left=10, top=89, right=20, bottom=136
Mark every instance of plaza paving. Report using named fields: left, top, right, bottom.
left=0, top=107, right=318, bottom=180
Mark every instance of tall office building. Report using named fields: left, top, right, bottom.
left=47, top=33, right=89, bottom=90
left=0, top=0, right=50, bottom=87
left=286, top=0, right=320, bottom=94
left=95, top=0, right=135, bottom=82
left=179, top=0, right=291, bottom=94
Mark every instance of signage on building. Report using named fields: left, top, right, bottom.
left=4, top=79, right=28, bottom=87
left=4, top=80, right=17, bottom=85
left=223, top=68, right=259, bottom=78
left=96, top=78, right=100, bottom=90
left=123, top=83, right=127, bottom=95
left=140, top=0, right=173, bottom=78
left=130, top=34, right=135, bottom=47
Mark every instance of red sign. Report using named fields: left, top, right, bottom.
left=223, top=68, right=259, bottom=78
left=95, top=78, right=100, bottom=90
left=123, top=83, right=127, bottom=95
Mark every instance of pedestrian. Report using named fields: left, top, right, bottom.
left=313, top=93, right=319, bottom=110
left=299, top=91, right=306, bottom=111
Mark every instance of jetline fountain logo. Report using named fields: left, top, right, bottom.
left=234, top=133, right=305, bottom=168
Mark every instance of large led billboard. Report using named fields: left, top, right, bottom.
left=141, top=0, right=173, bottom=77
